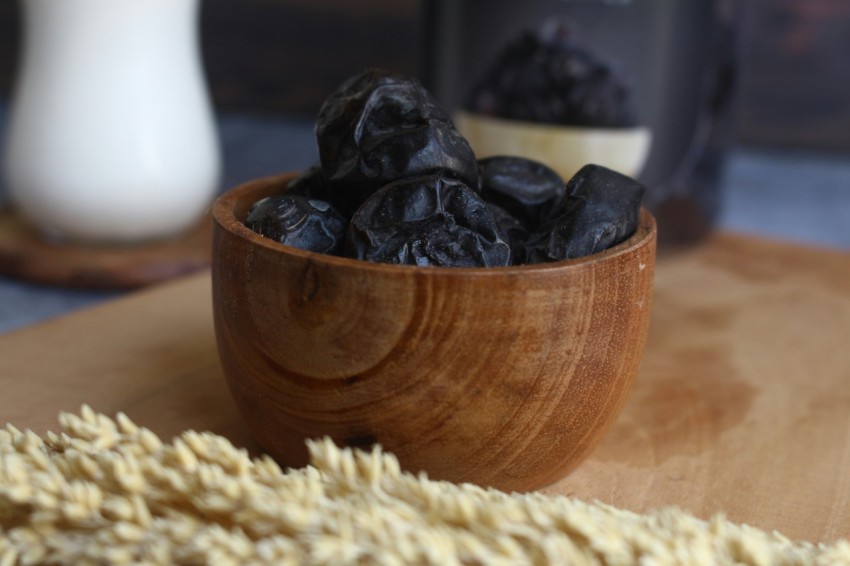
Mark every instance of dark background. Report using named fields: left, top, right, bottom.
left=0, top=0, right=847, bottom=333
left=0, top=0, right=849, bottom=153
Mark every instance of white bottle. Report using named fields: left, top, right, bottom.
left=3, top=0, right=221, bottom=244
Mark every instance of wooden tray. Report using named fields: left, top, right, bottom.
left=0, top=232, right=848, bottom=543
left=0, top=208, right=212, bottom=289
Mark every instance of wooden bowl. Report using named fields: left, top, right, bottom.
left=212, top=173, right=657, bottom=492
left=455, top=110, right=653, bottom=181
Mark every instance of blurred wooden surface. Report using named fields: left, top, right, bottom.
left=1, top=232, right=849, bottom=543
left=0, top=209, right=212, bottom=289
left=550, top=235, right=850, bottom=543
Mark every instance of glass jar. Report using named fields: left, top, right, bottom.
left=422, top=0, right=742, bottom=246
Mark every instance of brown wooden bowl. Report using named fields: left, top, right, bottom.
left=212, top=173, right=657, bottom=492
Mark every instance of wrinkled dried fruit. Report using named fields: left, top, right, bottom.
left=245, top=67, right=646, bottom=267
left=246, top=194, right=347, bottom=255
left=317, top=69, right=480, bottom=218
left=465, top=24, right=637, bottom=128
left=285, top=163, right=333, bottom=202
left=479, top=156, right=566, bottom=228
left=525, top=164, right=644, bottom=262
left=345, top=175, right=510, bottom=268
left=487, top=203, right=528, bottom=264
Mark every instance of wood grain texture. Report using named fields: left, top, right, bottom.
left=0, top=208, right=212, bottom=289
left=211, top=176, right=657, bottom=492
left=0, top=232, right=848, bottom=542
left=0, top=271, right=255, bottom=450
left=548, top=237, right=850, bottom=542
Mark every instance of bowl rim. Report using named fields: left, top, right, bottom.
left=454, top=109, right=653, bottom=135
left=213, top=173, right=656, bottom=277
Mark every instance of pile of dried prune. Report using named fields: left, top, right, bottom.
left=245, top=68, right=645, bottom=267
left=464, top=23, right=637, bottom=128
left=316, top=69, right=479, bottom=219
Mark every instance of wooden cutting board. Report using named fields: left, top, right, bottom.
left=1, top=233, right=849, bottom=544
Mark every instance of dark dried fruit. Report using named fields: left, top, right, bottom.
left=525, top=164, right=644, bottom=262
left=316, top=69, right=480, bottom=218
left=487, top=203, right=528, bottom=265
left=285, top=164, right=332, bottom=202
left=345, top=175, right=510, bottom=268
left=246, top=67, right=648, bottom=267
left=478, top=156, right=566, bottom=229
left=246, top=194, right=347, bottom=255
left=465, top=24, right=637, bottom=128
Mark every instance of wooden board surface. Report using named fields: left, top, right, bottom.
left=1, top=233, right=849, bottom=543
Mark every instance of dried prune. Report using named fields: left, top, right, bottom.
left=465, top=23, right=637, bottom=128
left=345, top=175, right=510, bottom=268
left=487, top=203, right=528, bottom=264
left=285, top=164, right=332, bottom=202
left=245, top=67, right=649, bottom=269
left=478, top=156, right=566, bottom=229
left=525, top=164, right=644, bottom=262
left=316, top=69, right=480, bottom=218
left=246, top=194, right=347, bottom=255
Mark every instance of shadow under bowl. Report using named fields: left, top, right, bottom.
left=212, top=173, right=657, bottom=492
